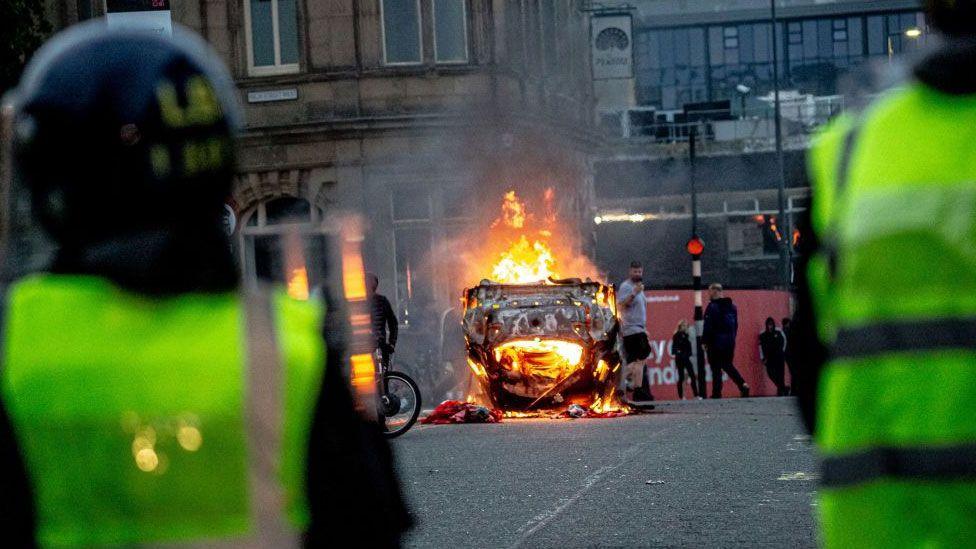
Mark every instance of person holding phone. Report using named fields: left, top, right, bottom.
left=617, top=261, right=654, bottom=404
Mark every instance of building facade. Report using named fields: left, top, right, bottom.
left=37, top=1, right=601, bottom=356
left=593, top=0, right=929, bottom=289
left=635, top=0, right=925, bottom=109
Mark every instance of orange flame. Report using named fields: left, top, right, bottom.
left=487, top=190, right=566, bottom=285
left=491, top=235, right=557, bottom=284
left=287, top=267, right=309, bottom=300
left=458, top=188, right=596, bottom=288
left=493, top=190, right=527, bottom=229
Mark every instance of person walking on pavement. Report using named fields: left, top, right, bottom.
left=670, top=320, right=699, bottom=399
left=0, top=24, right=410, bottom=547
left=758, top=317, right=788, bottom=396
left=616, top=261, right=654, bottom=405
left=367, top=272, right=398, bottom=368
left=794, top=1, right=976, bottom=545
left=702, top=283, right=750, bottom=399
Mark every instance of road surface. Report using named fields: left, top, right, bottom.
left=394, top=397, right=817, bottom=548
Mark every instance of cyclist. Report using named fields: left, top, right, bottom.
left=367, top=272, right=398, bottom=367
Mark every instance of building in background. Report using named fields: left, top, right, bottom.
left=25, top=1, right=601, bottom=368
left=593, top=0, right=927, bottom=288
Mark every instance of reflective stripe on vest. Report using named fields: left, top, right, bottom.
left=0, top=275, right=324, bottom=546
left=821, top=443, right=976, bottom=488
left=832, top=318, right=976, bottom=360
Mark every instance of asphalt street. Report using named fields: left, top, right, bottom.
left=393, top=397, right=818, bottom=548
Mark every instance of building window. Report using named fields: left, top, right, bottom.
left=540, top=0, right=557, bottom=72
left=505, top=2, right=524, bottom=67
left=391, top=188, right=433, bottom=327
left=244, top=0, right=300, bottom=76
left=832, top=18, right=848, bottom=42
left=382, top=0, right=423, bottom=64
left=239, top=196, right=326, bottom=300
left=433, top=0, right=468, bottom=63
left=723, top=26, right=739, bottom=49
left=727, top=214, right=780, bottom=261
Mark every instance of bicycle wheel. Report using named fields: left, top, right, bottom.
left=382, top=371, right=422, bottom=438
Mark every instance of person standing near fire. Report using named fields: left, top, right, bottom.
left=758, top=317, right=788, bottom=396
left=702, top=283, right=750, bottom=399
left=617, top=261, right=654, bottom=404
left=670, top=320, right=699, bottom=399
left=367, top=273, right=398, bottom=368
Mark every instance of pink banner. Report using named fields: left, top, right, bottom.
left=640, top=290, right=792, bottom=400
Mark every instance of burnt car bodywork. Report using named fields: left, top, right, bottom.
left=462, top=278, right=621, bottom=410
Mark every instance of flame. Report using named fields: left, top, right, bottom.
left=459, top=188, right=598, bottom=286
left=491, top=235, right=558, bottom=284
left=467, top=357, right=487, bottom=378
left=494, top=339, right=585, bottom=381
left=287, top=268, right=309, bottom=300
left=493, top=190, right=527, bottom=229
left=486, top=190, right=564, bottom=284
left=769, top=217, right=783, bottom=241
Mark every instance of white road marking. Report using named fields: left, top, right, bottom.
left=777, top=471, right=819, bottom=481
left=509, top=427, right=672, bottom=548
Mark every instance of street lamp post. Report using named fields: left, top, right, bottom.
left=770, top=0, right=790, bottom=289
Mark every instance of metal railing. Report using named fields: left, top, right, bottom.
left=605, top=94, right=847, bottom=144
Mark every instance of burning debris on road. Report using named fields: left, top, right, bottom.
left=420, top=400, right=637, bottom=424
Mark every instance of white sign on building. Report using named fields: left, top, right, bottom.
left=591, top=14, right=633, bottom=80
left=106, top=0, right=172, bottom=35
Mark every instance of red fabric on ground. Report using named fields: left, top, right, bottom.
left=420, top=400, right=504, bottom=424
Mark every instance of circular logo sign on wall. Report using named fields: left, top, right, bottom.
left=595, top=27, right=629, bottom=51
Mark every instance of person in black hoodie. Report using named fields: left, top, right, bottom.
left=670, top=320, right=699, bottom=399
left=759, top=317, right=789, bottom=396
left=702, top=283, right=750, bottom=399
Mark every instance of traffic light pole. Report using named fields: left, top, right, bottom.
left=689, top=126, right=707, bottom=398
left=692, top=251, right=706, bottom=398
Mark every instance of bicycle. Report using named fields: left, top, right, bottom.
left=375, top=348, right=422, bottom=438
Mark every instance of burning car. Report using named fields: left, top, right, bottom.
left=462, top=278, right=621, bottom=411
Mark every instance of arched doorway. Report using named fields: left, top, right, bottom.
left=237, top=196, right=328, bottom=300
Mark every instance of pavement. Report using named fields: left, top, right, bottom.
left=393, top=397, right=818, bottom=548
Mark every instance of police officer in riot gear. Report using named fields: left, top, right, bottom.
left=795, top=0, right=976, bottom=545
left=0, top=22, right=409, bottom=547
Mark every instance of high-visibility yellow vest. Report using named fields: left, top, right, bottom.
left=0, top=274, right=325, bottom=547
left=808, top=83, right=976, bottom=547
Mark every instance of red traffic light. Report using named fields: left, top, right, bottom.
left=686, top=237, right=704, bottom=256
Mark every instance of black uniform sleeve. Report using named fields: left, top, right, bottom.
left=793, top=204, right=829, bottom=434
left=702, top=304, right=713, bottom=345
left=0, top=286, right=37, bottom=547
left=383, top=297, right=398, bottom=349
left=305, top=294, right=412, bottom=548
left=0, top=396, right=37, bottom=547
